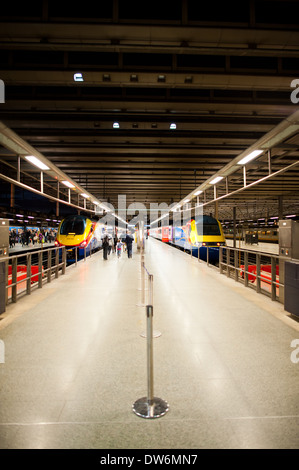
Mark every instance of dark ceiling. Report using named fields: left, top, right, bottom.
left=1, top=0, right=299, bottom=223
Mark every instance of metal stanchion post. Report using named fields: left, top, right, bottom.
left=141, top=260, right=145, bottom=305
left=140, top=273, right=161, bottom=338
left=133, top=280, right=169, bottom=419
left=136, top=255, right=146, bottom=306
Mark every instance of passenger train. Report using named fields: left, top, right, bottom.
left=55, top=215, right=108, bottom=260
left=150, top=215, right=226, bottom=264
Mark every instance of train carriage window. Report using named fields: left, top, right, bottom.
left=60, top=216, right=86, bottom=235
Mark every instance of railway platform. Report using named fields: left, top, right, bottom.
left=0, top=237, right=299, bottom=449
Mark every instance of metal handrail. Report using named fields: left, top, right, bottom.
left=219, top=245, right=282, bottom=302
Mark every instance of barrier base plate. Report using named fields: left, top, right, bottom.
left=140, top=330, right=161, bottom=338
left=132, top=397, right=169, bottom=419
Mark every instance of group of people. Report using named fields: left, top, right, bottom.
left=9, top=228, right=57, bottom=248
left=102, top=232, right=134, bottom=261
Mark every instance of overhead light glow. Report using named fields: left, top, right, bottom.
left=184, top=199, right=190, bottom=203
left=25, top=155, right=50, bottom=171
left=81, top=193, right=89, bottom=198
left=74, top=72, right=84, bottom=82
left=237, top=150, right=263, bottom=165
left=113, top=122, right=120, bottom=129
left=210, top=176, right=224, bottom=185
left=62, top=180, right=75, bottom=188
left=170, top=123, right=176, bottom=130
left=194, top=190, right=203, bottom=196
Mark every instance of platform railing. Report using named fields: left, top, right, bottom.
left=5, top=246, right=67, bottom=304
left=4, top=243, right=99, bottom=306
left=219, top=245, right=282, bottom=302
left=133, top=248, right=169, bottom=419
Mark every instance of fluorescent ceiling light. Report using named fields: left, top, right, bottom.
left=25, top=155, right=50, bottom=170
left=62, top=180, right=75, bottom=188
left=81, top=193, right=89, bottom=198
left=210, top=176, right=223, bottom=185
left=194, top=190, right=203, bottom=196
left=74, top=73, right=84, bottom=82
left=237, top=149, right=263, bottom=165
left=170, top=123, right=176, bottom=130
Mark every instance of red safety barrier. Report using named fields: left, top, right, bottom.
left=240, top=264, right=279, bottom=287
left=7, top=265, right=44, bottom=285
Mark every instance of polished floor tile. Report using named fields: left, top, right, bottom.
left=0, top=238, right=299, bottom=449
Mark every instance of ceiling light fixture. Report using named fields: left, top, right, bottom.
left=62, top=180, right=75, bottom=188
left=210, top=176, right=224, bottom=185
left=157, top=75, right=166, bottom=82
left=237, top=149, right=263, bottom=165
left=25, top=155, right=50, bottom=171
left=170, top=123, right=176, bottom=130
left=74, top=72, right=84, bottom=82
left=113, top=122, right=120, bottom=129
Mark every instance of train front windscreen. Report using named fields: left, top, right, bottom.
left=195, top=216, right=221, bottom=236
left=60, top=216, right=86, bottom=235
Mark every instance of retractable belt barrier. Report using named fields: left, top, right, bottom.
left=133, top=250, right=169, bottom=419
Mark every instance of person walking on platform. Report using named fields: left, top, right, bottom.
left=102, top=235, right=109, bottom=260
left=108, top=236, right=113, bottom=255
left=116, top=239, right=123, bottom=258
left=124, top=231, right=134, bottom=258
left=113, top=233, right=118, bottom=253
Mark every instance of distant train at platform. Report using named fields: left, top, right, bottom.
left=149, top=215, right=226, bottom=264
left=224, top=227, right=279, bottom=244
left=55, top=215, right=106, bottom=260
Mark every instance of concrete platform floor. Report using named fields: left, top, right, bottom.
left=0, top=237, right=299, bottom=449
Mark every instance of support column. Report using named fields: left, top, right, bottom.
left=215, top=200, right=219, bottom=219
left=56, top=181, right=59, bottom=217
left=233, top=206, right=236, bottom=249
left=278, top=195, right=283, bottom=220
left=10, top=184, right=15, bottom=208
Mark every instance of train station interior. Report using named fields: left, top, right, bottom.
left=0, top=0, right=299, bottom=452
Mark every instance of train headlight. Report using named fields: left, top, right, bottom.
left=80, top=240, right=87, bottom=247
